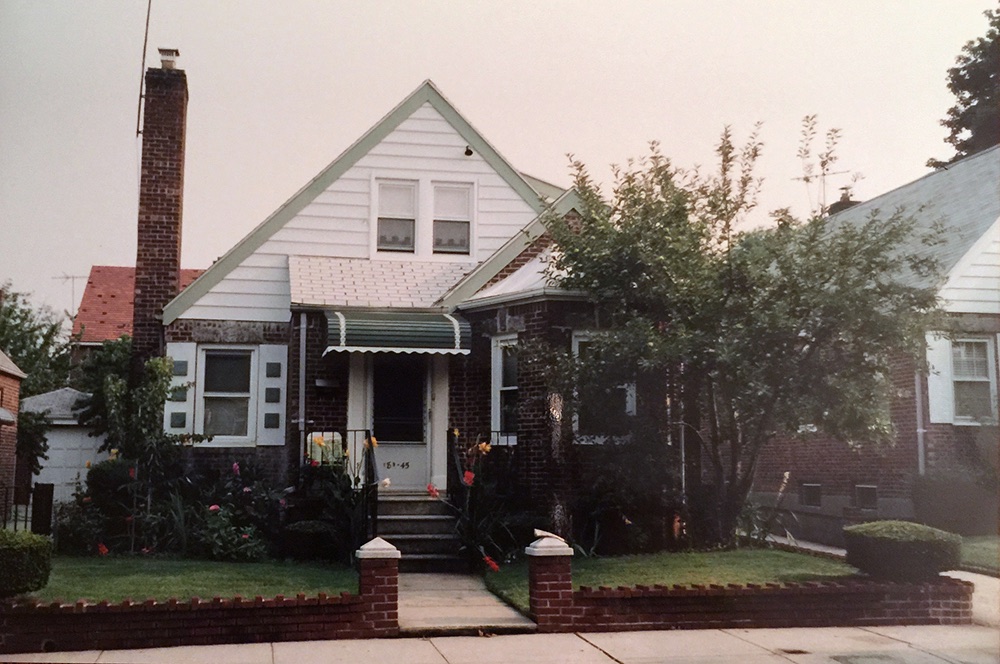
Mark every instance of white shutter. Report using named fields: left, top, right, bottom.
left=164, top=342, right=197, bottom=435
left=256, top=344, right=287, bottom=446
left=926, top=333, right=953, bottom=424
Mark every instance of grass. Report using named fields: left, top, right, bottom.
left=485, top=548, right=856, bottom=614
left=29, top=556, right=358, bottom=604
left=961, top=535, right=999, bottom=576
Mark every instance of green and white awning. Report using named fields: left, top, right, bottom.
left=323, top=311, right=471, bottom=355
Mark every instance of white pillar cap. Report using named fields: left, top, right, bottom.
left=525, top=536, right=574, bottom=557
left=356, top=536, right=402, bottom=559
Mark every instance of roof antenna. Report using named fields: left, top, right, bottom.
left=135, top=0, right=153, bottom=136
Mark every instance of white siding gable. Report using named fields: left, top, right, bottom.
left=178, top=102, right=538, bottom=323
left=939, top=215, right=1000, bottom=315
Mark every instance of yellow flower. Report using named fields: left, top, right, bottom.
left=452, top=428, right=460, bottom=438
left=85, top=461, right=91, bottom=469
left=316, top=439, right=325, bottom=447
left=478, top=442, right=492, bottom=454
left=365, top=436, right=378, bottom=448
left=312, top=434, right=323, bottom=445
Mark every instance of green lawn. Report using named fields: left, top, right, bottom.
left=961, top=536, right=1000, bottom=576
left=30, top=557, right=358, bottom=604
left=485, top=548, right=856, bottom=614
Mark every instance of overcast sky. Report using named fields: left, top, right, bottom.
left=1, top=1, right=993, bottom=316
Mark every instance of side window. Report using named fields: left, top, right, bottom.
left=377, top=181, right=416, bottom=252
left=491, top=335, right=518, bottom=444
left=952, top=339, right=997, bottom=423
left=195, top=347, right=257, bottom=443
left=800, top=482, right=822, bottom=507
left=433, top=184, right=471, bottom=255
left=572, top=333, right=636, bottom=442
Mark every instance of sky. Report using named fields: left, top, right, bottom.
left=1, top=1, right=994, bottom=316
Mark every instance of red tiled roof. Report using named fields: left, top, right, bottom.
left=72, top=266, right=203, bottom=343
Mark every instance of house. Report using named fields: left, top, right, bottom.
left=0, top=349, right=26, bottom=491
left=753, top=145, right=1000, bottom=544
left=20, top=387, right=105, bottom=503
left=129, top=51, right=651, bottom=562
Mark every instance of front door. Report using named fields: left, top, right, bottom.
left=370, top=353, right=428, bottom=490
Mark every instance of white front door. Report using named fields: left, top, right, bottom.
left=347, top=353, right=449, bottom=492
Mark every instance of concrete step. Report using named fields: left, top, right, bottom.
left=383, top=533, right=461, bottom=555
left=379, top=495, right=453, bottom=517
left=379, top=514, right=456, bottom=536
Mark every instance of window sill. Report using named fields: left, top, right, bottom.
left=951, top=419, right=997, bottom=427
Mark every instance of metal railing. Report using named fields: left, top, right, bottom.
left=1, top=483, right=54, bottom=535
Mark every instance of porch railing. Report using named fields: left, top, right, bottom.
left=1, top=483, right=54, bottom=535
left=340, top=429, right=378, bottom=543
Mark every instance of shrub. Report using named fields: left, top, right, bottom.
left=844, top=520, right=960, bottom=581
left=195, top=505, right=268, bottom=562
left=0, top=530, right=53, bottom=598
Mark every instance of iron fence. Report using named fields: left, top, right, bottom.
left=1, top=483, right=54, bottom=535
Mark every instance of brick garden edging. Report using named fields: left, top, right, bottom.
left=526, top=535, right=974, bottom=633
left=0, top=537, right=400, bottom=654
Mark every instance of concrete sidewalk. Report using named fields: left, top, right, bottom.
left=5, top=625, right=997, bottom=663
left=398, top=573, right=535, bottom=634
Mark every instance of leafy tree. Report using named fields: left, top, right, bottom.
left=73, top=336, right=132, bottom=439
left=15, top=410, right=50, bottom=476
left=928, top=7, right=1000, bottom=167
left=546, top=133, right=941, bottom=545
left=0, top=282, right=71, bottom=398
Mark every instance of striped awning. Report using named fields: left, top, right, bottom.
left=323, top=311, right=471, bottom=355
left=0, top=407, right=15, bottom=426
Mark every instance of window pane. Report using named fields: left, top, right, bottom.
left=500, top=390, right=518, bottom=435
left=800, top=483, right=821, bottom=507
left=205, top=353, right=251, bottom=393
left=204, top=397, right=250, bottom=436
left=579, top=386, right=629, bottom=436
left=434, top=185, right=470, bottom=219
left=953, top=341, right=989, bottom=378
left=955, top=381, right=993, bottom=420
left=379, top=183, right=415, bottom=218
left=378, top=218, right=415, bottom=251
left=502, top=346, right=517, bottom=387
left=433, top=220, right=470, bottom=254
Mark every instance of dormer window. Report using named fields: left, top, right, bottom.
left=377, top=181, right=416, bottom=252
left=433, top=184, right=471, bottom=254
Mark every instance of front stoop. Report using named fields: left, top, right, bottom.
left=378, top=494, right=468, bottom=573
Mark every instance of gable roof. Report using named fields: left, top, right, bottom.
left=0, top=348, right=26, bottom=380
left=73, top=265, right=203, bottom=343
left=289, top=256, right=475, bottom=311
left=163, top=80, right=549, bottom=325
left=21, top=387, right=90, bottom=424
left=827, top=144, right=1000, bottom=288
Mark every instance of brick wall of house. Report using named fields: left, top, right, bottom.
left=132, top=65, right=188, bottom=369
left=0, top=373, right=20, bottom=490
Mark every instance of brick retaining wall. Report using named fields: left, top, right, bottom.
left=526, top=537, right=974, bottom=633
left=0, top=549, right=399, bottom=654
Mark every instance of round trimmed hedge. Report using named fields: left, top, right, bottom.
left=0, top=529, right=53, bottom=598
left=844, top=520, right=960, bottom=581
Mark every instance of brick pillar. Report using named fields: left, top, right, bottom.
left=355, top=537, right=400, bottom=637
left=132, top=50, right=188, bottom=377
left=525, top=535, right=575, bottom=632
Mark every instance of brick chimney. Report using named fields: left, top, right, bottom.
left=131, top=48, right=188, bottom=377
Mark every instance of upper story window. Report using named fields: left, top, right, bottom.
left=952, top=339, right=997, bottom=423
left=433, top=184, right=471, bottom=255
left=377, top=181, right=416, bottom=252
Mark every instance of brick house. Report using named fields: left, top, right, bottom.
left=753, top=145, right=1000, bottom=544
left=125, top=52, right=654, bottom=564
left=0, top=349, right=26, bottom=491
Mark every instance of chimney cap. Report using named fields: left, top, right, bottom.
left=158, top=48, right=180, bottom=69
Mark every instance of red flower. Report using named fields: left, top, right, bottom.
left=241, top=534, right=249, bottom=540
left=97, top=543, right=109, bottom=556
left=426, top=483, right=440, bottom=499
left=209, top=504, right=221, bottom=512
left=463, top=470, right=475, bottom=486
left=483, top=555, right=500, bottom=572
left=128, top=467, right=136, bottom=479
left=310, top=459, right=320, bottom=467
left=232, top=462, right=241, bottom=476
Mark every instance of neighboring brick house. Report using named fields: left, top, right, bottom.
left=0, top=349, right=26, bottom=491
left=753, top=145, right=1000, bottom=545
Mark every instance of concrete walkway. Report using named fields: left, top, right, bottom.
left=6, top=625, right=997, bottom=663
left=398, top=573, right=535, bottom=635
left=769, top=535, right=1000, bottom=628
